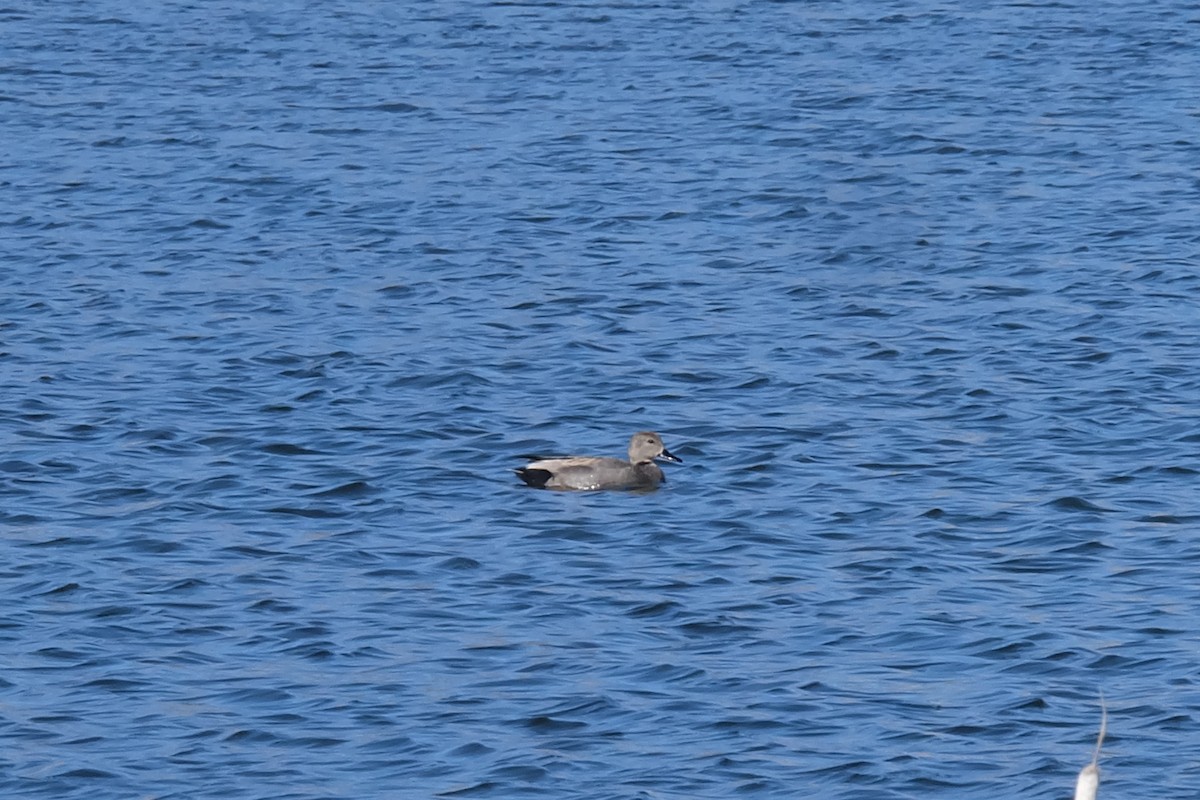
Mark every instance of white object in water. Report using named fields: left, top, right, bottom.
left=1073, top=697, right=1107, bottom=800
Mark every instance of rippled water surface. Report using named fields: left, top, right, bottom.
left=4, top=1, right=1200, bottom=798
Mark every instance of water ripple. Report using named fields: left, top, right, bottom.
left=2, top=1, right=1199, bottom=799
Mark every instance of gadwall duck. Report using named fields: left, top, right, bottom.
left=515, top=432, right=683, bottom=491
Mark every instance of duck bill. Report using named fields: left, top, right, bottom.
left=657, top=447, right=683, bottom=464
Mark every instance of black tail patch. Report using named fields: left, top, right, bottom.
left=514, top=467, right=552, bottom=488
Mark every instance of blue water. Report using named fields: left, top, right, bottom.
left=3, top=1, right=1200, bottom=797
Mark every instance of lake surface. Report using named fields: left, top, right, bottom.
left=3, top=1, right=1200, bottom=797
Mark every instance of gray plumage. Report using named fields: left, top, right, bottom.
left=515, top=432, right=683, bottom=491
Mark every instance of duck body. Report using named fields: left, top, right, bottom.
left=515, top=432, right=682, bottom=491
